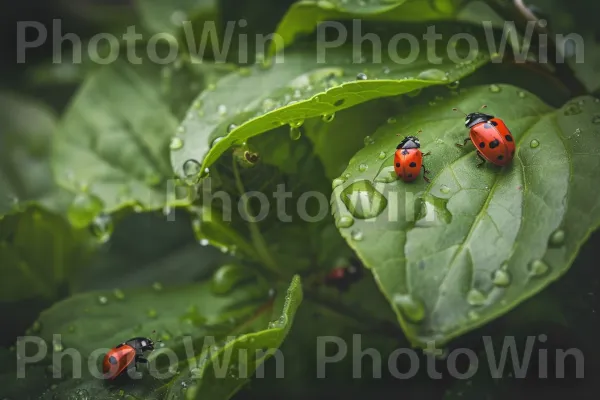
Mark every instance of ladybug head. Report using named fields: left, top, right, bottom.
left=397, top=135, right=420, bottom=150
left=139, top=338, right=155, bottom=351
left=465, top=112, right=494, bottom=128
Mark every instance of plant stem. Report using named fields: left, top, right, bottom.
left=485, top=0, right=588, bottom=96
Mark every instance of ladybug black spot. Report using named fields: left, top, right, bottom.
left=395, top=163, right=400, bottom=167
left=409, top=162, right=417, bottom=167
left=407, top=174, right=413, bottom=178
left=497, top=155, right=504, bottom=160
left=489, top=139, right=500, bottom=149
left=483, top=123, right=492, bottom=129
left=491, top=120, right=498, bottom=126
left=505, top=135, right=513, bottom=142
left=479, top=142, right=485, bottom=148
left=109, top=356, right=118, bottom=365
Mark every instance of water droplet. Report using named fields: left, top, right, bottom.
left=341, top=180, right=388, bottom=219
left=290, top=119, right=304, bottom=128
left=415, top=194, right=453, bottom=227
left=440, top=185, right=451, bottom=194
left=147, top=308, right=158, bottom=318
left=211, top=264, right=256, bottom=295
left=592, top=115, right=600, bottom=124
left=356, top=72, right=368, bottom=80
left=67, top=193, right=104, bottom=229
left=393, top=294, right=425, bottom=323
left=183, top=159, right=201, bottom=178
left=528, top=259, right=549, bottom=276
left=336, top=216, right=354, bottom=228
left=468, top=310, right=480, bottom=320
left=200, top=238, right=209, bottom=246
left=447, top=80, right=460, bottom=89
left=549, top=229, right=565, bottom=247
left=170, top=137, right=183, bottom=150
left=91, top=213, right=113, bottom=243
left=322, top=113, right=335, bottom=123
left=289, top=127, right=302, bottom=140
left=529, top=139, right=540, bottom=148
left=387, top=117, right=397, bottom=124
left=466, top=289, right=486, bottom=306
left=350, top=230, right=364, bottom=241
left=518, top=91, right=526, bottom=98
left=152, top=282, right=163, bottom=291
left=363, top=136, right=374, bottom=146
left=113, top=288, right=125, bottom=300
left=563, top=103, right=583, bottom=116
left=227, top=123, right=238, bottom=133
left=489, top=84, right=501, bottom=93
left=211, top=136, right=224, bottom=148
left=98, top=295, right=108, bottom=305
left=69, top=388, right=89, bottom=400
left=417, top=69, right=446, bottom=81
left=332, top=178, right=345, bottom=189
left=378, top=151, right=387, bottom=160
left=492, top=269, right=511, bottom=287
left=358, top=163, right=368, bottom=172
left=217, top=104, right=227, bottom=115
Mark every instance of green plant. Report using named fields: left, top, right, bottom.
left=2, top=0, right=599, bottom=399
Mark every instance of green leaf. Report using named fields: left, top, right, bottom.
left=0, top=207, right=93, bottom=302
left=270, top=0, right=463, bottom=55
left=166, top=275, right=302, bottom=400
left=171, top=23, right=492, bottom=179
left=52, top=60, right=231, bottom=227
left=137, top=0, right=219, bottom=35
left=331, top=84, right=600, bottom=347
left=0, top=93, right=71, bottom=217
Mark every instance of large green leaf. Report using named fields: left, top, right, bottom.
left=331, top=84, right=600, bottom=347
left=270, top=0, right=464, bottom=55
left=0, top=94, right=71, bottom=217
left=0, top=207, right=93, bottom=302
left=171, top=23, right=492, bottom=180
left=166, top=276, right=302, bottom=400
left=52, top=60, right=231, bottom=228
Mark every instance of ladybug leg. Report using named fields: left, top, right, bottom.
left=476, top=152, right=486, bottom=168
left=422, top=151, right=431, bottom=157
left=455, top=138, right=471, bottom=148
left=421, top=164, right=431, bottom=183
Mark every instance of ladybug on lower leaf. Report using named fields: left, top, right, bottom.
left=454, top=105, right=515, bottom=167
left=103, top=335, right=158, bottom=379
left=325, top=257, right=364, bottom=292
left=394, top=131, right=431, bottom=183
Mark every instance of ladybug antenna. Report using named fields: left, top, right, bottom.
left=452, top=107, right=467, bottom=116
left=416, top=129, right=422, bottom=135
left=481, top=104, right=488, bottom=110
left=150, top=330, right=162, bottom=343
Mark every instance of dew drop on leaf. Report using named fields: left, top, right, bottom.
left=68, top=193, right=104, bottom=229
left=447, top=80, right=460, bottom=89
left=322, top=113, right=335, bottom=123
left=289, top=119, right=304, bottom=128
left=170, top=137, right=183, bottom=150
left=468, top=310, right=480, bottom=320
left=417, top=69, right=446, bottom=81
left=183, top=159, right=201, bottom=178
left=529, top=139, right=540, bottom=148
left=336, top=216, right=354, bottom=228
left=466, top=289, right=486, bottom=306
left=358, top=163, right=368, bottom=172
left=518, top=91, right=526, bottom=98
left=289, top=127, right=302, bottom=140
left=363, top=136, right=374, bottom=146
left=563, top=103, right=582, bottom=116
left=211, top=136, right=224, bottom=147
left=393, top=294, right=425, bottom=323
left=227, top=123, right=238, bottom=133
left=152, top=282, right=163, bottom=291
left=489, top=84, right=501, bottom=93
left=113, top=288, right=125, bottom=300
left=528, top=259, right=549, bottom=276
left=217, top=104, right=227, bottom=115
left=356, top=72, right=368, bottom=80
left=387, top=117, right=396, bottom=124
left=98, top=296, right=108, bottom=305
left=549, top=229, right=565, bottom=247
left=492, top=269, right=511, bottom=287
left=440, top=185, right=451, bottom=194
left=378, top=151, right=387, bottom=160
left=341, top=180, right=388, bottom=219
left=350, top=230, right=364, bottom=241
left=91, top=213, right=113, bottom=243
left=332, top=178, right=345, bottom=189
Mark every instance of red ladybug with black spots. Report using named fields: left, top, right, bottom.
left=325, top=257, right=363, bottom=292
left=103, top=336, right=157, bottom=379
left=394, top=132, right=431, bottom=183
left=454, top=106, right=515, bottom=167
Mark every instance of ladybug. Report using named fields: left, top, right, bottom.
left=324, top=258, right=363, bottom=292
left=394, top=132, right=431, bottom=182
left=454, top=105, right=515, bottom=167
left=103, top=336, right=156, bottom=379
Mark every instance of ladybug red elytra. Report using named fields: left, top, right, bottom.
left=103, top=336, right=158, bottom=379
left=454, top=105, right=515, bottom=167
left=324, top=258, right=364, bottom=292
left=394, top=131, right=431, bottom=183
